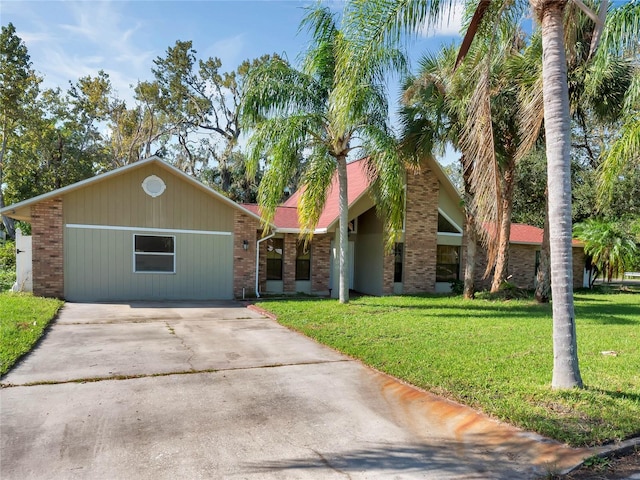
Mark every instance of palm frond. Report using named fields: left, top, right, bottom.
left=297, top=147, right=336, bottom=239
left=597, top=114, right=640, bottom=206
left=513, top=32, right=545, bottom=162
left=459, top=64, right=501, bottom=276
left=360, top=125, right=407, bottom=250
left=247, top=114, right=323, bottom=228
left=240, top=57, right=324, bottom=127
left=597, top=0, right=640, bottom=57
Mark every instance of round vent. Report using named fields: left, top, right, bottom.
left=141, top=175, right=166, bottom=198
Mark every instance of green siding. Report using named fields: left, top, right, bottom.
left=65, top=227, right=233, bottom=301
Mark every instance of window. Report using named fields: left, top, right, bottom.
left=134, top=235, right=175, bottom=273
left=295, top=242, right=311, bottom=281
left=437, top=213, right=461, bottom=233
left=394, top=243, right=403, bottom=283
left=436, top=245, right=460, bottom=282
left=266, top=238, right=284, bottom=280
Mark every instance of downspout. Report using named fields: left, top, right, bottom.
left=255, top=231, right=276, bottom=298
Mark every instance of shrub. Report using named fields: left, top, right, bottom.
left=0, top=241, right=16, bottom=292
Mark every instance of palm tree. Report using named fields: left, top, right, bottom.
left=515, top=2, right=639, bottom=303
left=401, top=47, right=479, bottom=297
left=241, top=5, right=407, bottom=304
left=338, top=0, right=587, bottom=388
left=574, top=218, right=639, bottom=282
left=596, top=1, right=640, bottom=206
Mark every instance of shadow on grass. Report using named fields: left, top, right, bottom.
left=587, top=387, right=640, bottom=405
left=356, top=297, right=639, bottom=325
left=241, top=439, right=580, bottom=479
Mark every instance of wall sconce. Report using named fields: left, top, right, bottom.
left=242, top=240, right=249, bottom=251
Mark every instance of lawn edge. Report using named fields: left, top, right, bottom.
left=0, top=296, right=65, bottom=378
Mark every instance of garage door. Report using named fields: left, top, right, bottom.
left=64, top=225, right=233, bottom=301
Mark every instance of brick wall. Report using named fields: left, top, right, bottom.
left=473, top=242, right=587, bottom=291
left=403, top=164, right=439, bottom=294
left=283, top=234, right=297, bottom=292
left=31, top=198, right=64, bottom=298
left=233, top=211, right=259, bottom=298
left=508, top=244, right=538, bottom=289
left=572, top=247, right=586, bottom=289
left=311, top=234, right=331, bottom=294
left=473, top=244, right=491, bottom=291
left=382, top=248, right=395, bottom=295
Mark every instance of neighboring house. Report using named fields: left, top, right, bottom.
left=474, top=224, right=586, bottom=291
left=0, top=155, right=584, bottom=301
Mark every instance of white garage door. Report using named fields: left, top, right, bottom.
left=64, top=225, right=233, bottom=301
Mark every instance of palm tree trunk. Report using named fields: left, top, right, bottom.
left=337, top=154, right=350, bottom=304
left=536, top=190, right=551, bottom=303
left=462, top=155, right=476, bottom=299
left=536, top=0, right=583, bottom=389
left=491, top=158, right=516, bottom=292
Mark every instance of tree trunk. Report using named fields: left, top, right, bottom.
left=0, top=191, right=16, bottom=241
left=491, top=158, right=516, bottom=292
left=337, top=154, right=350, bottom=304
left=535, top=190, right=551, bottom=303
left=462, top=155, right=476, bottom=299
left=536, top=0, right=583, bottom=389
left=0, top=130, right=16, bottom=240
left=464, top=220, right=477, bottom=299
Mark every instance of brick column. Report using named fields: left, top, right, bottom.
left=283, top=234, right=297, bottom=293
left=311, top=235, right=331, bottom=294
left=572, top=248, right=586, bottom=290
left=403, top=163, right=439, bottom=294
left=233, top=211, right=259, bottom=298
left=382, top=249, right=395, bottom=295
left=31, top=198, right=64, bottom=298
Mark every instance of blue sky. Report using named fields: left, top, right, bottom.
left=2, top=0, right=464, bottom=101
left=2, top=1, right=464, bottom=160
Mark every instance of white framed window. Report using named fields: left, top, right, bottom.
left=133, top=234, right=175, bottom=273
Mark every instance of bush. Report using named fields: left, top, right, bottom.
left=0, top=241, right=16, bottom=292
left=450, top=279, right=464, bottom=295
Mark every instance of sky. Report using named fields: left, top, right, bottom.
left=2, top=0, right=465, bottom=161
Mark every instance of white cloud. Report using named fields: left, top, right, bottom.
left=205, top=34, right=246, bottom=66
left=418, top=2, right=465, bottom=38
left=18, top=1, right=157, bottom=103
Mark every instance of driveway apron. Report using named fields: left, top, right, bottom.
left=1, top=302, right=589, bottom=479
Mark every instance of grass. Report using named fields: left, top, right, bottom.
left=259, top=291, right=640, bottom=447
left=0, top=292, right=64, bottom=376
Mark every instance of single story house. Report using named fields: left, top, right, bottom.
left=474, top=223, right=586, bottom=291
left=0, top=155, right=585, bottom=301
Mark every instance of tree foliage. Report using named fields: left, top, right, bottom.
left=574, top=218, right=639, bottom=282
left=241, top=4, right=408, bottom=303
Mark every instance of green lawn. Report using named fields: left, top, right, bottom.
left=0, top=293, right=64, bottom=376
left=259, top=291, right=640, bottom=447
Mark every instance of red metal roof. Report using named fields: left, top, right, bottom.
left=240, top=204, right=300, bottom=230
left=276, top=157, right=372, bottom=231
left=249, top=160, right=580, bottom=247
left=509, top=223, right=583, bottom=247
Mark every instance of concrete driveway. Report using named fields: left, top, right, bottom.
left=1, top=302, right=589, bottom=479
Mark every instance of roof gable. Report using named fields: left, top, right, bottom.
left=0, top=156, right=263, bottom=223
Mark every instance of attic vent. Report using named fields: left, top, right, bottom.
left=142, top=175, right=166, bottom=198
